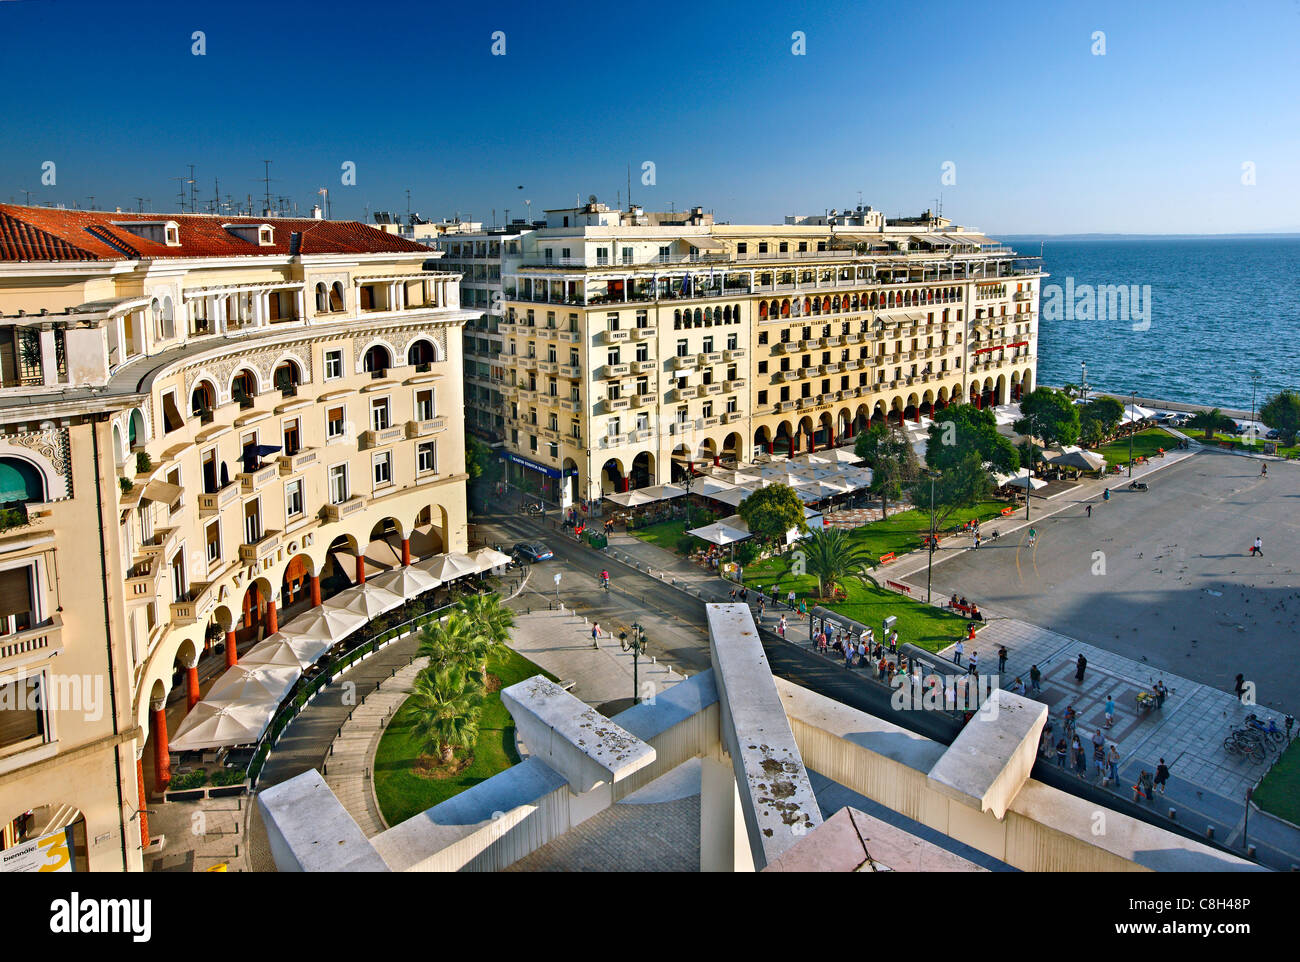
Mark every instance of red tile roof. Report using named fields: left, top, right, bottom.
left=0, top=204, right=433, bottom=262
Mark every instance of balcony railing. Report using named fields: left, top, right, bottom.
left=238, top=530, right=281, bottom=565
left=324, top=497, right=366, bottom=523
left=361, top=425, right=405, bottom=449
left=0, top=615, right=63, bottom=667
left=406, top=417, right=447, bottom=438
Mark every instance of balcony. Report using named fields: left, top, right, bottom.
left=598, top=397, right=632, bottom=414
left=0, top=615, right=63, bottom=669
left=627, top=428, right=652, bottom=442
left=324, top=497, right=367, bottom=523
left=238, top=463, right=280, bottom=492
left=776, top=400, right=797, bottom=412
left=279, top=448, right=319, bottom=475
left=771, top=343, right=792, bottom=355
left=628, top=360, right=655, bottom=374
left=723, top=348, right=746, bottom=361
left=700, top=416, right=721, bottom=428
left=666, top=387, right=689, bottom=403
left=628, top=393, right=653, bottom=409
left=698, top=351, right=723, bottom=365
left=723, top=378, right=746, bottom=392
left=536, top=360, right=559, bottom=375
left=360, top=425, right=405, bottom=449
left=698, top=383, right=724, bottom=396
left=518, top=356, right=538, bottom=371
left=597, top=363, right=630, bottom=380
left=598, top=329, right=631, bottom=344
left=559, top=364, right=582, bottom=378
left=170, top=583, right=215, bottom=627
left=1013, top=290, right=1033, bottom=302
left=558, top=398, right=583, bottom=413
left=406, top=417, right=447, bottom=438
left=630, top=325, right=657, bottom=341
left=555, top=330, right=582, bottom=343
left=670, top=355, right=698, bottom=371
left=198, top=483, right=241, bottom=516
left=238, top=530, right=282, bottom=565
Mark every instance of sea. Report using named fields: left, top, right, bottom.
left=1001, top=236, right=1300, bottom=412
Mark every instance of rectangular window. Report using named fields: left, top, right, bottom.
left=205, top=520, right=222, bottom=563
left=327, top=405, right=345, bottom=439
left=0, top=676, right=44, bottom=750
left=373, top=452, right=393, bottom=489
left=166, top=467, right=183, bottom=515
left=757, top=390, right=768, bottom=405
left=282, top=418, right=300, bottom=457
left=328, top=465, right=349, bottom=505
left=370, top=398, right=390, bottom=431
left=418, top=441, right=437, bottom=473
left=324, top=350, right=343, bottom=380
left=622, top=247, right=633, bottom=265
left=415, top=389, right=435, bottom=421
left=285, top=479, right=304, bottom=520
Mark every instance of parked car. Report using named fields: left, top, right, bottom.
left=512, top=541, right=554, bottom=563
left=1232, top=422, right=1248, bottom=435
left=1265, top=428, right=1282, bottom=440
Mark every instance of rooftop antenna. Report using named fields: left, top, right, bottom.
left=525, top=199, right=531, bottom=221
left=135, top=197, right=149, bottom=213
left=405, top=188, right=411, bottom=218
left=86, top=195, right=95, bottom=210
left=22, top=190, right=31, bottom=205
left=492, top=208, right=496, bottom=228
left=628, top=163, right=633, bottom=210
left=212, top=178, right=220, bottom=214
left=187, top=164, right=198, bottom=213
left=259, top=160, right=274, bottom=214
left=317, top=187, right=330, bottom=220
left=171, top=175, right=192, bottom=212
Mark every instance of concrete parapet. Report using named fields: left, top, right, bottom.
left=257, top=769, right=390, bottom=873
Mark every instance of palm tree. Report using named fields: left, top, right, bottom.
left=406, top=663, right=484, bottom=765
left=799, top=528, right=876, bottom=601
left=416, top=611, right=483, bottom=674
left=1186, top=407, right=1233, bottom=440
left=459, top=591, right=516, bottom=681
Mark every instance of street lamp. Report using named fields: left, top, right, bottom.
left=1249, top=371, right=1262, bottom=449
left=619, top=622, right=649, bottom=704
left=1128, top=390, right=1136, bottom=478
left=1080, top=361, right=1089, bottom=405
left=926, top=469, right=940, bottom=604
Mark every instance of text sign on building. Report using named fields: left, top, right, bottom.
left=1, top=825, right=75, bottom=873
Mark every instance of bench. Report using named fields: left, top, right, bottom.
left=878, top=551, right=896, bottom=564
left=886, top=580, right=911, bottom=595
left=1000, top=506, right=1015, bottom=516
left=951, top=602, right=972, bottom=616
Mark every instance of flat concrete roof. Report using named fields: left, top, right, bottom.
left=765, top=806, right=987, bottom=872
left=257, top=769, right=390, bottom=872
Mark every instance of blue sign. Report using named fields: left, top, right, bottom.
left=499, top=450, right=565, bottom=479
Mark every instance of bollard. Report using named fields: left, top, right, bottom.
left=1168, top=808, right=1176, bottom=820
left=1247, top=844, right=1257, bottom=859
left=1205, top=825, right=1214, bottom=840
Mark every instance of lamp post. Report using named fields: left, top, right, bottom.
left=1128, top=390, right=1136, bottom=478
left=1080, top=361, right=1089, bottom=405
left=926, top=469, right=939, bottom=604
left=1249, top=371, right=1261, bottom=450
left=620, top=622, right=649, bottom=704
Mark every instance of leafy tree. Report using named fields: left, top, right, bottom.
left=1186, top=407, right=1235, bottom=441
left=926, top=404, right=1019, bottom=474
left=1260, top=390, right=1300, bottom=445
left=1014, top=387, right=1081, bottom=447
left=910, top=452, right=994, bottom=531
left=407, top=663, right=484, bottom=765
left=1081, top=397, right=1125, bottom=440
left=797, top=528, right=876, bottom=600
left=854, top=422, right=891, bottom=464
left=738, top=482, right=808, bottom=545
left=465, top=435, right=493, bottom=482
left=869, top=427, right=920, bottom=520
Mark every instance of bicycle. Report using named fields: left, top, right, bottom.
left=1243, top=713, right=1286, bottom=749
left=1224, top=729, right=1268, bottom=763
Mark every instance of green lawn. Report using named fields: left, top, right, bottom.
left=628, top=518, right=691, bottom=552
left=834, top=500, right=1009, bottom=559
left=373, top=648, right=556, bottom=826
left=743, top=554, right=973, bottom=654
left=1093, top=427, right=1178, bottom=467
left=1252, top=738, right=1300, bottom=825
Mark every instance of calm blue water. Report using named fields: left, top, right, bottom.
left=1002, top=237, right=1300, bottom=411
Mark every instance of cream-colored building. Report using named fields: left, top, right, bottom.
left=0, top=204, right=473, bottom=870
left=498, top=203, right=1042, bottom=503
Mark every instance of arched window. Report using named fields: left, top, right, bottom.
left=758, top=302, right=768, bottom=320
left=273, top=360, right=301, bottom=396
left=674, top=309, right=683, bottom=329
left=0, top=457, right=45, bottom=505
left=315, top=283, right=329, bottom=313
left=407, top=339, right=436, bottom=368
left=330, top=282, right=345, bottom=311
left=693, top=308, right=702, bottom=326
left=231, top=369, right=257, bottom=406
left=191, top=381, right=216, bottom=419
left=363, top=344, right=392, bottom=375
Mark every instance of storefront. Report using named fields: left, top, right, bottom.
left=500, top=451, right=579, bottom=507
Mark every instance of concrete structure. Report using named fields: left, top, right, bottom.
left=0, top=204, right=475, bottom=870
left=257, top=604, right=1257, bottom=872
left=491, top=199, right=1041, bottom=505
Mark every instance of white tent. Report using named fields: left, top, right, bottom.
left=170, top=700, right=277, bottom=751
left=278, top=605, right=367, bottom=644
left=708, top=468, right=761, bottom=485
left=469, top=546, right=515, bottom=573
left=640, top=483, right=688, bottom=502
left=418, top=552, right=479, bottom=582
left=1004, top=474, right=1049, bottom=491
left=1049, top=449, right=1107, bottom=472
left=605, top=489, right=658, bottom=507
left=806, top=448, right=862, bottom=465
left=690, top=477, right=738, bottom=497
left=367, top=565, right=441, bottom=601
left=239, top=634, right=331, bottom=671
left=204, top=664, right=300, bottom=705
left=687, top=518, right=751, bottom=545
left=329, top=581, right=405, bottom=621
left=1121, top=403, right=1158, bottom=424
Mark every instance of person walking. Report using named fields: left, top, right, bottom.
left=968, top=650, right=979, bottom=675
left=757, top=597, right=766, bottom=619
left=1086, top=503, right=1092, bottom=518
left=998, top=645, right=1008, bottom=674
left=591, top=622, right=601, bottom=644
left=1075, top=653, right=1088, bottom=682
left=1056, top=737, right=1068, bottom=769
left=953, top=639, right=964, bottom=666
left=1030, top=663, right=1042, bottom=695
left=787, top=588, right=797, bottom=609
left=1105, top=744, right=1121, bottom=788
left=1250, top=536, right=1263, bottom=557
left=1091, top=729, right=1106, bottom=772
left=777, top=614, right=787, bottom=638
left=1104, top=694, right=1116, bottom=728
left=1072, top=737, right=1087, bottom=778
left=967, top=622, right=977, bottom=641
left=1154, top=758, right=1171, bottom=794
left=1153, top=678, right=1167, bottom=708
left=1028, top=527, right=1037, bottom=547
left=1234, top=673, right=1246, bottom=700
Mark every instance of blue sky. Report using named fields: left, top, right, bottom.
left=2, top=0, right=1298, bottom=234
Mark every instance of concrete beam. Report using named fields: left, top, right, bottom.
left=501, top=675, right=656, bottom=795
left=257, top=769, right=390, bottom=872
left=927, top=688, right=1046, bottom=819
left=765, top=806, right=987, bottom=872
left=707, top=603, right=821, bottom=869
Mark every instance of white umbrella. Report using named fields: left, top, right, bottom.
left=690, top=477, right=737, bottom=497
left=418, top=552, right=479, bottom=582
left=1005, top=475, right=1049, bottom=491
left=687, top=519, right=751, bottom=545
left=329, top=581, right=405, bottom=621
left=640, top=482, right=687, bottom=502
left=239, top=634, right=330, bottom=670
left=1049, top=449, right=1107, bottom=472
left=605, top=489, right=657, bottom=507
left=368, top=565, right=441, bottom=601
left=170, top=700, right=276, bottom=751
left=469, top=546, right=514, bottom=573
left=1121, top=403, right=1158, bottom=424
left=278, top=605, right=367, bottom=644
left=204, top=664, right=300, bottom=705
left=810, top=448, right=862, bottom=465
left=709, top=468, right=761, bottom=485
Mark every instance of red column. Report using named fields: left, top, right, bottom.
left=266, top=599, right=278, bottom=635
left=136, top=758, right=150, bottom=849
left=186, top=665, right=200, bottom=711
left=151, top=701, right=170, bottom=793
left=310, top=574, right=321, bottom=608
left=713, top=455, right=720, bottom=467
left=914, top=409, right=921, bottom=424
left=225, top=630, right=238, bottom=668
left=622, top=477, right=630, bottom=492
left=401, top=538, right=411, bottom=566
left=808, top=433, right=816, bottom=453
left=355, top=554, right=366, bottom=585
left=767, top=441, right=774, bottom=455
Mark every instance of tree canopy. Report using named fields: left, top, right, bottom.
left=925, top=404, right=1020, bottom=474
left=1186, top=407, right=1236, bottom=440
left=1260, top=390, right=1300, bottom=445
left=1014, top=387, right=1081, bottom=447
left=738, top=482, right=807, bottom=544
left=796, top=528, right=875, bottom=600
left=910, top=451, right=994, bottom=530
left=868, top=426, right=920, bottom=520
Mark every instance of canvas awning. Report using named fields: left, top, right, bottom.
left=469, top=546, right=514, bottom=573
left=239, top=634, right=328, bottom=670
left=170, top=700, right=277, bottom=751
left=1004, top=475, right=1049, bottom=490
left=278, top=605, right=367, bottom=644
left=328, top=581, right=405, bottom=621
left=367, top=565, right=441, bottom=601
left=684, top=236, right=726, bottom=250
left=204, top=664, right=300, bottom=706
left=417, top=552, right=479, bottom=582
left=688, top=518, right=751, bottom=545
left=1049, top=449, right=1107, bottom=472
left=605, top=489, right=658, bottom=507
left=142, top=480, right=183, bottom=504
